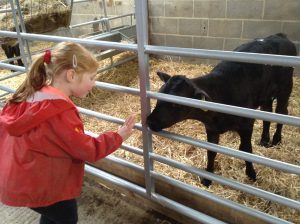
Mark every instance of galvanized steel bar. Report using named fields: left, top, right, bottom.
left=4, top=89, right=297, bottom=177
left=153, top=130, right=300, bottom=175
left=0, top=85, right=14, bottom=93
left=145, top=45, right=300, bottom=67
left=0, top=92, right=10, bottom=99
left=80, top=104, right=299, bottom=176
left=1, top=55, right=23, bottom=63
left=0, top=8, right=12, bottom=13
left=69, top=13, right=135, bottom=28
left=151, top=193, right=227, bottom=224
left=8, top=0, right=28, bottom=69
left=14, top=0, right=31, bottom=64
left=0, top=71, right=24, bottom=81
left=150, top=152, right=300, bottom=210
left=85, top=130, right=143, bottom=156
left=89, top=149, right=292, bottom=224
left=87, top=80, right=300, bottom=128
left=0, top=31, right=137, bottom=52
left=87, top=148, right=291, bottom=224
left=147, top=91, right=300, bottom=128
left=78, top=107, right=141, bottom=130
left=151, top=172, right=292, bottom=224
left=135, top=0, right=154, bottom=198
left=105, top=155, right=144, bottom=172
left=0, top=62, right=26, bottom=72
left=85, top=164, right=226, bottom=224
left=96, top=55, right=137, bottom=73
left=85, top=164, right=146, bottom=195
left=81, top=104, right=300, bottom=209
left=95, top=81, right=139, bottom=96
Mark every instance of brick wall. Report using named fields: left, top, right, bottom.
left=149, top=0, right=300, bottom=66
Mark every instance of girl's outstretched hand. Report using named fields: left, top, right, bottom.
left=117, top=114, right=136, bottom=141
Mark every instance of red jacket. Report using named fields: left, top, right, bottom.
left=0, top=86, right=122, bottom=207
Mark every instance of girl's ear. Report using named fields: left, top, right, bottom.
left=66, top=69, right=76, bottom=83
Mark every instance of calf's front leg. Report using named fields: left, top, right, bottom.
left=238, top=128, right=256, bottom=181
left=201, top=130, right=219, bottom=187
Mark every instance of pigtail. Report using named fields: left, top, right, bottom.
left=9, top=54, right=48, bottom=103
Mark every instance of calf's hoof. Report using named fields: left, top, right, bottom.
left=271, top=135, right=281, bottom=146
left=201, top=178, right=212, bottom=187
left=246, top=169, right=257, bottom=181
left=259, top=139, right=271, bottom=148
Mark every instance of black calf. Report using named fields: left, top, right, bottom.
left=1, top=43, right=24, bottom=68
left=147, top=33, right=297, bottom=187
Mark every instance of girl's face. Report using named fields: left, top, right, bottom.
left=71, top=70, right=97, bottom=98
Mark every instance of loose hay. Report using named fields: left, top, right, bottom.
left=0, top=46, right=299, bottom=223
left=0, top=0, right=71, bottom=44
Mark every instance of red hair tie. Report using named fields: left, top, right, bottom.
left=44, top=50, right=51, bottom=64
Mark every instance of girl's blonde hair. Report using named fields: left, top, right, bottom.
left=9, top=42, right=98, bottom=103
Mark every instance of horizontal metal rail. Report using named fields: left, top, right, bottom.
left=0, top=71, right=24, bottom=81
left=0, top=46, right=49, bottom=65
left=145, top=45, right=300, bottom=67
left=70, top=13, right=135, bottom=28
left=2, top=85, right=298, bottom=218
left=0, top=62, right=26, bottom=72
left=151, top=171, right=292, bottom=224
left=97, top=55, right=137, bottom=73
left=0, top=8, right=12, bottom=13
left=1, top=55, right=23, bottom=63
left=73, top=0, right=90, bottom=3
left=84, top=164, right=226, bottom=224
left=151, top=193, right=227, bottom=224
left=0, top=92, right=10, bottom=98
left=0, top=31, right=137, bottom=52
left=93, top=81, right=300, bottom=127
left=85, top=130, right=144, bottom=156
left=85, top=149, right=292, bottom=224
left=80, top=106, right=300, bottom=210
left=2, top=87, right=299, bottom=177
left=0, top=85, right=15, bottom=93
left=150, top=152, right=300, bottom=210
left=153, top=130, right=300, bottom=176
left=95, top=81, right=140, bottom=95
left=85, top=81, right=300, bottom=128
left=147, top=91, right=300, bottom=128
left=74, top=106, right=300, bottom=177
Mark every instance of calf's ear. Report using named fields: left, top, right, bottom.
left=157, top=71, right=171, bottom=83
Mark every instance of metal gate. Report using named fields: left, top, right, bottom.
left=0, top=0, right=299, bottom=223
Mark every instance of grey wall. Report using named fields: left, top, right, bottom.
left=149, top=0, right=300, bottom=66
left=70, top=0, right=135, bottom=37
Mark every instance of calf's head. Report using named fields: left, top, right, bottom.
left=147, top=71, right=209, bottom=132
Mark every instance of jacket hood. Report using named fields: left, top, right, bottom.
left=0, top=87, right=75, bottom=136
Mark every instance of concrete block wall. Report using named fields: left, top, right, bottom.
left=149, top=0, right=300, bottom=67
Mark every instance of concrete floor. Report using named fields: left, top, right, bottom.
left=0, top=178, right=179, bottom=224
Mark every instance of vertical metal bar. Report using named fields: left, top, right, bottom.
left=9, top=0, right=28, bottom=69
left=14, top=0, right=31, bottom=65
left=135, top=0, right=154, bottom=197
left=102, top=0, right=111, bottom=32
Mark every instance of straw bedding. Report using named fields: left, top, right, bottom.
left=0, top=51, right=299, bottom=223
left=0, top=0, right=71, bottom=44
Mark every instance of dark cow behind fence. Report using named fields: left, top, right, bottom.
left=1, top=42, right=24, bottom=68
left=147, top=33, right=297, bottom=187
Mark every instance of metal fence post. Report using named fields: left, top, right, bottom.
left=135, top=0, right=154, bottom=197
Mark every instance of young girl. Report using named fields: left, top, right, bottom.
left=0, top=42, right=136, bottom=224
